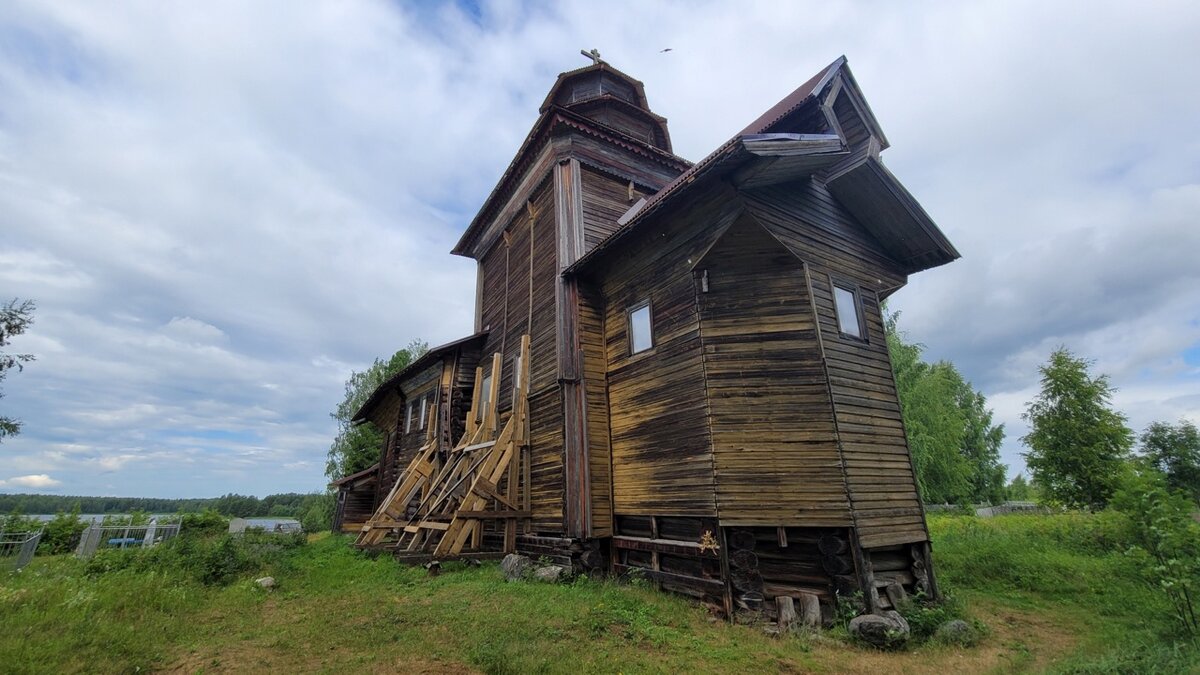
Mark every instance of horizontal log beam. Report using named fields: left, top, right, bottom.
left=612, top=535, right=720, bottom=558
left=465, top=510, right=532, bottom=520
left=614, top=563, right=724, bottom=590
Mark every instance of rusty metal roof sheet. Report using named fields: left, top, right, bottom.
left=565, top=57, right=847, bottom=275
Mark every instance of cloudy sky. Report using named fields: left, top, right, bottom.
left=1, top=1, right=1197, bottom=498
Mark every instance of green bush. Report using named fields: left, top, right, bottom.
left=895, top=593, right=981, bottom=646
left=179, top=509, right=230, bottom=538
left=1110, top=470, right=1200, bottom=636
left=102, top=510, right=151, bottom=527
left=300, top=493, right=334, bottom=533
left=40, top=507, right=87, bottom=555
left=0, top=510, right=41, bottom=534
left=82, top=529, right=306, bottom=586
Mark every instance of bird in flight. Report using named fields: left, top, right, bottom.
left=660, top=48, right=673, bottom=53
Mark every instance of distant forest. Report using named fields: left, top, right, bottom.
left=0, top=492, right=322, bottom=518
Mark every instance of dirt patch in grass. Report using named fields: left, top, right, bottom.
left=786, top=599, right=1078, bottom=675
left=165, top=646, right=476, bottom=675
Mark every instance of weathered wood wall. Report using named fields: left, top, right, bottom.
left=334, top=474, right=379, bottom=534
left=595, top=187, right=744, bottom=517
left=476, top=178, right=564, bottom=535
left=581, top=165, right=650, bottom=251
left=741, top=179, right=927, bottom=549
left=696, top=216, right=851, bottom=528
left=577, top=281, right=612, bottom=537
left=395, top=363, right=440, bottom=453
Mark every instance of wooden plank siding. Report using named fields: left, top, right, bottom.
left=555, top=159, right=589, bottom=537
left=695, top=216, right=852, bottom=528
left=335, top=473, right=380, bottom=534
left=581, top=165, right=652, bottom=252
left=393, top=363, right=440, bottom=460
left=575, top=166, right=657, bottom=537
left=578, top=282, right=613, bottom=537
left=596, top=185, right=745, bottom=517
left=474, top=177, right=566, bottom=536
left=740, top=179, right=929, bottom=548
left=528, top=388, right=565, bottom=533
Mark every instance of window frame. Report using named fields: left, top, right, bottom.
left=830, top=277, right=868, bottom=342
left=418, top=393, right=429, bottom=430
left=478, top=370, right=494, bottom=423
left=626, top=300, right=654, bottom=356
left=404, top=398, right=416, bottom=434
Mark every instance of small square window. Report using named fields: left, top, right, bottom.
left=834, top=285, right=863, bottom=339
left=628, top=302, right=653, bottom=354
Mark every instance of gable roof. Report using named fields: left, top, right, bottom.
left=350, top=331, right=487, bottom=424
left=565, top=56, right=959, bottom=277
left=329, top=462, right=379, bottom=487
left=450, top=106, right=689, bottom=259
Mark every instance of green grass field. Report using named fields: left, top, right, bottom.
left=1, top=513, right=1196, bottom=674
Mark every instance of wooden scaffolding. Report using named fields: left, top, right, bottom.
left=355, top=335, right=531, bottom=559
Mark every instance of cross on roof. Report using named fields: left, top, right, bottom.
left=580, top=48, right=604, bottom=66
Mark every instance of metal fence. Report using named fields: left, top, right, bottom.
left=75, top=522, right=182, bottom=559
left=0, top=530, right=43, bottom=572
left=926, top=501, right=1050, bottom=517
left=228, top=517, right=302, bottom=535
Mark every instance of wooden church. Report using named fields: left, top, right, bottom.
left=333, top=54, right=959, bottom=618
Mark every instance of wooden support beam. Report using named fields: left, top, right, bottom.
left=367, top=337, right=532, bottom=558
left=470, top=510, right=532, bottom=520
left=798, top=592, right=821, bottom=628
left=613, top=564, right=725, bottom=590
left=776, top=596, right=797, bottom=633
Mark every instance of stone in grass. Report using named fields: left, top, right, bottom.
left=500, top=553, right=532, bottom=582
left=935, top=619, right=978, bottom=646
left=255, top=576, right=276, bottom=590
left=848, top=610, right=910, bottom=648
left=532, top=565, right=567, bottom=583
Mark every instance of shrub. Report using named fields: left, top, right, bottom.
left=102, top=510, right=151, bottom=527
left=179, top=509, right=230, bottom=538
left=1111, top=470, right=1200, bottom=636
left=40, top=507, right=87, bottom=555
left=300, top=493, right=334, bottom=533
left=0, top=510, right=41, bottom=534
left=895, top=593, right=981, bottom=646
left=81, top=528, right=306, bottom=586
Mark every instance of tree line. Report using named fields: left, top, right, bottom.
left=326, top=339, right=428, bottom=481
left=886, top=311, right=1199, bottom=510
left=0, top=491, right=325, bottom=519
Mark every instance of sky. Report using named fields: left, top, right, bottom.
left=1, top=1, right=1197, bottom=498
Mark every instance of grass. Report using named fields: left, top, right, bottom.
left=0, top=513, right=1196, bottom=674
left=929, top=512, right=1200, bottom=673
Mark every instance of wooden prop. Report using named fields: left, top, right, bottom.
left=366, top=336, right=532, bottom=558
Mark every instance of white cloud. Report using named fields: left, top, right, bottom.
left=0, top=474, right=62, bottom=489
left=162, top=317, right=227, bottom=345
left=0, top=1, right=1197, bottom=496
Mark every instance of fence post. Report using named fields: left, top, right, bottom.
left=17, top=531, right=42, bottom=570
